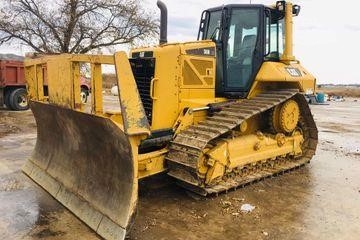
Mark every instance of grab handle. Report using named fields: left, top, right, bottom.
left=150, top=78, right=159, bottom=100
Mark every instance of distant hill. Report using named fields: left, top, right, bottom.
left=318, top=84, right=360, bottom=88
left=318, top=84, right=360, bottom=97
left=0, top=53, right=24, bottom=61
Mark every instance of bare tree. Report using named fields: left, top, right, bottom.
left=0, top=0, right=159, bottom=53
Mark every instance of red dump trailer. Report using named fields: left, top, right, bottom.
left=0, top=54, right=91, bottom=110
left=0, top=54, right=28, bottom=110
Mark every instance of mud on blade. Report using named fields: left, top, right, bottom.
left=23, top=101, right=137, bottom=240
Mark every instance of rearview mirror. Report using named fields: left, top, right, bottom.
left=292, top=5, right=301, bottom=16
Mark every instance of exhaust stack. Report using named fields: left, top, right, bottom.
left=157, top=0, right=168, bottom=45
left=281, top=1, right=296, bottom=62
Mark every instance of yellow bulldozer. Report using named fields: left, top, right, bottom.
left=23, top=1, right=317, bottom=239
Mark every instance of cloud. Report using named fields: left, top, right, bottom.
left=344, top=24, right=360, bottom=31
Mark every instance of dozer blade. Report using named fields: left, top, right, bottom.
left=23, top=101, right=137, bottom=240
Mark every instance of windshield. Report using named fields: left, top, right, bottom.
left=226, top=8, right=260, bottom=89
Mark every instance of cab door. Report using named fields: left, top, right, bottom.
left=198, top=5, right=265, bottom=98
left=223, top=7, right=264, bottom=97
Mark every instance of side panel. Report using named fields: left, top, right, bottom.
left=46, top=57, right=73, bottom=107
left=178, top=42, right=220, bottom=121
left=150, top=45, right=181, bottom=130
left=150, top=41, right=217, bottom=130
left=0, top=60, right=25, bottom=86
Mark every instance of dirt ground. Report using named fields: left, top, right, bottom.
left=0, top=98, right=360, bottom=240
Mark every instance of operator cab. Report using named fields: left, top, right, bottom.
left=197, top=1, right=300, bottom=98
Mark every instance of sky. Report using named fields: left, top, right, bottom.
left=1, top=0, right=359, bottom=84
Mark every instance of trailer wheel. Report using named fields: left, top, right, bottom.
left=9, top=88, right=29, bottom=111
left=80, top=87, right=89, bottom=104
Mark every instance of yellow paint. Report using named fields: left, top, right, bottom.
left=114, top=52, right=151, bottom=136
left=226, top=132, right=303, bottom=168
left=281, top=2, right=295, bottom=63
left=91, top=63, right=103, bottom=114
left=248, top=62, right=316, bottom=98
left=173, top=108, right=194, bottom=135
left=237, top=114, right=261, bottom=136
left=279, top=99, right=300, bottom=133
left=46, top=56, right=73, bottom=107
left=25, top=65, right=36, bottom=99
left=203, top=131, right=304, bottom=184
left=138, top=149, right=167, bottom=179
left=127, top=136, right=142, bottom=223
left=205, top=142, right=228, bottom=184
left=150, top=78, right=159, bottom=100
left=25, top=54, right=115, bottom=110
left=71, top=62, right=82, bottom=110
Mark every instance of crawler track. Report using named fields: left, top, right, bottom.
left=166, top=89, right=318, bottom=196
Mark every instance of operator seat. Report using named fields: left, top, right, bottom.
left=239, top=34, right=257, bottom=65
left=227, top=34, right=257, bottom=89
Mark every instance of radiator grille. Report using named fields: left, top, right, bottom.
left=129, top=57, right=155, bottom=124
